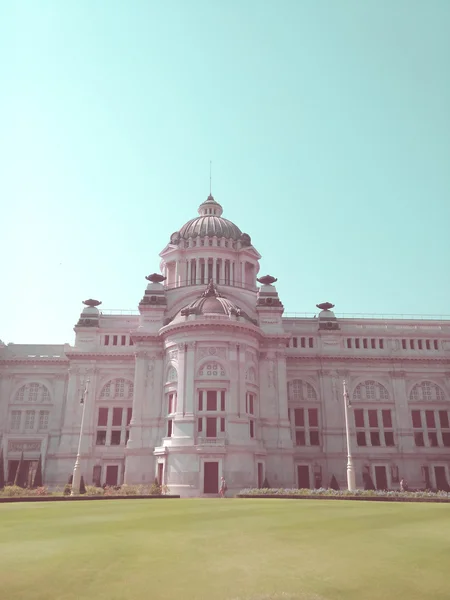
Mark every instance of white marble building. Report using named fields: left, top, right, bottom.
left=1, top=194, right=450, bottom=495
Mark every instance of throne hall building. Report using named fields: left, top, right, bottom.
left=1, top=194, right=450, bottom=495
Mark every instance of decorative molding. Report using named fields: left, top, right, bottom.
left=198, top=346, right=226, bottom=359
left=168, top=349, right=178, bottom=360
left=177, top=343, right=186, bottom=352
left=8, top=441, right=41, bottom=452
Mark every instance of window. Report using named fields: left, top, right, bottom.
left=289, top=380, right=317, bottom=402
left=411, top=408, right=450, bottom=448
left=347, top=338, right=352, bottom=348
left=10, top=410, right=21, bottom=431
left=25, top=410, right=35, bottom=430
left=121, top=335, right=126, bottom=346
left=127, top=408, right=132, bottom=426
left=246, top=393, right=254, bottom=415
left=207, top=391, right=217, bottom=411
left=353, top=380, right=389, bottom=401
left=168, top=393, right=176, bottom=415
left=379, top=339, right=384, bottom=349
left=198, top=362, right=226, bottom=377
left=98, top=408, right=108, bottom=427
left=110, top=430, right=121, bottom=445
left=355, top=339, right=360, bottom=349
left=356, top=431, right=367, bottom=446
left=414, top=432, right=425, bottom=446
left=167, top=420, right=173, bottom=437
left=105, top=335, right=110, bottom=346
left=291, top=408, right=320, bottom=447
left=355, top=408, right=395, bottom=447
left=100, top=378, right=134, bottom=399
left=308, top=338, right=314, bottom=348
left=249, top=420, right=255, bottom=438
left=96, top=431, right=107, bottom=445
left=38, top=410, right=49, bottom=430
left=112, top=407, right=123, bottom=426
left=14, top=383, right=51, bottom=404
left=167, top=366, right=178, bottom=382
left=113, top=335, right=118, bottom=346
left=293, top=337, right=298, bottom=348
left=410, top=381, right=445, bottom=403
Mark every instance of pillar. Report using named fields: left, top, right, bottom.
left=196, top=258, right=201, bottom=284
left=213, top=257, right=217, bottom=283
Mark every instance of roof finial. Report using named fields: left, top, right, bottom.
left=209, top=160, right=212, bottom=195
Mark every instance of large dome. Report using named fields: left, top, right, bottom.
left=169, top=194, right=251, bottom=246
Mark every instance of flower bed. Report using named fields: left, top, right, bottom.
left=237, top=488, right=450, bottom=503
left=0, top=484, right=179, bottom=502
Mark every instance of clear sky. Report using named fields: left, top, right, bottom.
left=2, top=1, right=450, bottom=345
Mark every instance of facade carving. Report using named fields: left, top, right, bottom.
left=1, top=192, right=450, bottom=495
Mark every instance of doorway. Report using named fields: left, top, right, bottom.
left=375, top=466, right=388, bottom=490
left=297, top=465, right=310, bottom=489
left=157, top=463, right=164, bottom=485
left=258, top=463, right=264, bottom=488
left=105, top=465, right=119, bottom=486
left=434, top=466, right=449, bottom=491
left=203, top=461, right=219, bottom=493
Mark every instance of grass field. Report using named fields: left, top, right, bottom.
left=0, top=499, right=449, bottom=600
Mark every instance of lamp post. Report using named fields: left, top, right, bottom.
left=71, top=378, right=89, bottom=496
left=343, top=380, right=356, bottom=491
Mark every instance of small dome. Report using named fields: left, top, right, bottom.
left=178, top=281, right=257, bottom=324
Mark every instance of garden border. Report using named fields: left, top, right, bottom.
left=237, top=494, right=450, bottom=503
left=0, top=495, right=180, bottom=503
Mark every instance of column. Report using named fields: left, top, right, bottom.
left=241, top=261, right=245, bottom=288
left=220, top=259, right=225, bottom=285
left=213, top=257, right=217, bottom=283
left=176, top=344, right=186, bottom=415
left=187, top=259, right=192, bottom=285
left=175, top=261, right=179, bottom=287
left=127, top=351, right=148, bottom=449
left=196, top=258, right=201, bottom=284
left=231, top=261, right=235, bottom=285
left=184, top=343, right=196, bottom=415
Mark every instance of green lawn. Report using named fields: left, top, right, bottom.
left=0, top=499, right=449, bottom=600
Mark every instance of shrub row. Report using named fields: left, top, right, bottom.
left=237, top=487, right=450, bottom=502
left=0, top=483, right=171, bottom=498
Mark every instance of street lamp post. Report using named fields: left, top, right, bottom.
left=343, top=380, right=356, bottom=491
left=71, top=378, right=89, bottom=496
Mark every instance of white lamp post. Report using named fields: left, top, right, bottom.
left=343, top=380, right=356, bottom=491
left=71, top=378, right=89, bottom=496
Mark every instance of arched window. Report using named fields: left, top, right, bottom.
left=167, top=366, right=178, bottom=383
left=410, top=381, right=445, bottom=402
left=353, top=380, right=389, bottom=401
left=100, top=378, right=134, bottom=399
left=245, top=367, right=256, bottom=383
left=288, top=379, right=317, bottom=402
left=14, top=383, right=51, bottom=403
left=198, top=362, right=226, bottom=377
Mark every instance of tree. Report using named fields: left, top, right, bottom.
left=329, top=475, right=340, bottom=491
left=79, top=476, right=86, bottom=494
left=0, top=448, right=5, bottom=489
left=32, top=455, right=43, bottom=488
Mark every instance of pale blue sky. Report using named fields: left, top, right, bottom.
left=2, top=1, right=450, bottom=344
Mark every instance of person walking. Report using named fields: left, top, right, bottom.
left=219, top=476, right=227, bottom=498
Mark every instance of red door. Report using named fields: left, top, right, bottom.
left=258, top=463, right=264, bottom=488
left=204, top=462, right=219, bottom=493
left=375, top=466, right=388, bottom=490
left=297, top=466, right=310, bottom=489
left=105, top=465, right=118, bottom=486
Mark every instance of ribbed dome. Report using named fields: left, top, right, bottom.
left=169, top=194, right=251, bottom=246
left=178, top=215, right=242, bottom=241
left=178, top=281, right=257, bottom=325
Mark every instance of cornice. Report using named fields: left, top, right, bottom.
left=0, top=358, right=69, bottom=366
left=159, top=318, right=262, bottom=339
left=286, top=354, right=450, bottom=366
left=64, top=352, right=135, bottom=362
